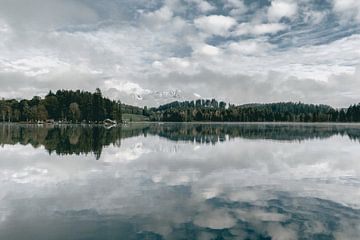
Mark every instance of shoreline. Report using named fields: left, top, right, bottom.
left=2, top=121, right=360, bottom=126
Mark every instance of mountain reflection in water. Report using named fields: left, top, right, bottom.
left=0, top=123, right=359, bottom=240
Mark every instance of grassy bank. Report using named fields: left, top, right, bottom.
left=122, top=113, right=149, bottom=122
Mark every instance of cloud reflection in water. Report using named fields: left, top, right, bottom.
left=0, top=123, right=359, bottom=239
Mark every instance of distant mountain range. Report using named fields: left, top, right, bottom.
left=104, top=88, right=185, bottom=107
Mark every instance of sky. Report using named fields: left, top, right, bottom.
left=0, top=0, right=360, bottom=107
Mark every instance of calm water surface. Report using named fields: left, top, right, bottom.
left=0, top=123, right=359, bottom=240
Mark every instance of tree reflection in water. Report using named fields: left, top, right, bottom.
left=1, top=123, right=360, bottom=159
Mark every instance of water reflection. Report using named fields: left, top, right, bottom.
left=1, top=123, right=360, bottom=158
left=0, top=123, right=359, bottom=239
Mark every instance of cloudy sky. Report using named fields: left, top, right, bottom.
left=0, top=0, right=360, bottom=107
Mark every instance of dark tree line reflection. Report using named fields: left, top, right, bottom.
left=0, top=124, right=118, bottom=159
left=1, top=123, right=360, bottom=158
left=150, top=123, right=360, bottom=144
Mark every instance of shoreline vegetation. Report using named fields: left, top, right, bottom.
left=1, top=89, right=360, bottom=124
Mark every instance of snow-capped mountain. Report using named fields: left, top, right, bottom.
left=104, top=88, right=193, bottom=107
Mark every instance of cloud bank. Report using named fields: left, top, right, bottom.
left=0, top=0, right=359, bottom=107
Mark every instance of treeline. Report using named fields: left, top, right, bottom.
left=1, top=90, right=360, bottom=123
left=0, top=89, right=122, bottom=123
left=149, top=100, right=360, bottom=122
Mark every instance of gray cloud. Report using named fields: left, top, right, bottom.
left=0, top=0, right=99, bottom=31
left=121, top=65, right=360, bottom=107
left=0, top=0, right=359, bottom=106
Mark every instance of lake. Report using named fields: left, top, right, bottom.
left=0, top=123, right=359, bottom=240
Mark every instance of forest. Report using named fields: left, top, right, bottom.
left=149, top=99, right=360, bottom=123
left=0, top=89, right=123, bottom=123
left=1, top=89, right=360, bottom=123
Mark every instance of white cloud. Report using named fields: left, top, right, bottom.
left=223, top=0, right=248, bottom=16
left=0, top=0, right=358, bottom=107
left=234, top=23, right=288, bottom=36
left=0, top=19, right=11, bottom=33
left=333, top=0, right=357, bottom=12
left=227, top=40, right=273, bottom=56
left=140, top=6, right=174, bottom=27
left=333, top=0, right=360, bottom=22
left=252, top=23, right=288, bottom=35
left=193, top=93, right=201, bottom=98
left=132, top=33, right=360, bottom=107
left=267, top=0, right=298, bottom=21
left=194, top=15, right=237, bottom=36
left=104, top=80, right=151, bottom=96
left=0, top=56, right=70, bottom=77
left=196, top=44, right=221, bottom=56
left=195, top=0, right=216, bottom=13
left=160, top=57, right=192, bottom=72
left=302, top=9, right=327, bottom=24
